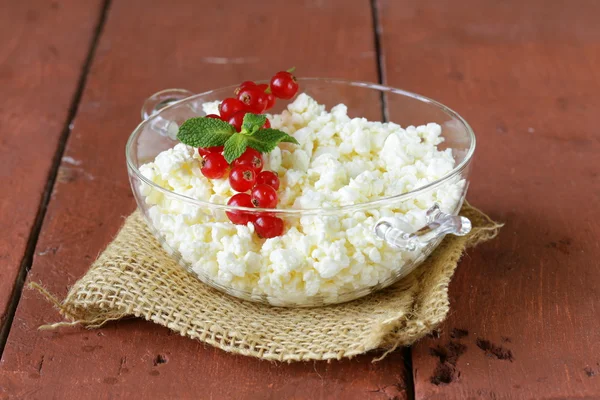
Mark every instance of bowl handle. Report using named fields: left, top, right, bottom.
left=374, top=204, right=471, bottom=251
left=141, top=88, right=194, bottom=120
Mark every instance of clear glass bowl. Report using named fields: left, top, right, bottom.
left=126, top=78, right=475, bottom=307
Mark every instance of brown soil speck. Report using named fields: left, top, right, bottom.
left=431, top=363, right=454, bottom=385
left=557, top=96, right=569, bottom=111
left=430, top=341, right=467, bottom=365
left=447, top=70, right=464, bottom=81
left=545, top=238, right=572, bottom=255
left=501, top=336, right=512, bottom=343
left=476, top=338, right=514, bottom=362
left=429, top=340, right=467, bottom=385
left=153, top=354, right=168, bottom=366
left=450, top=328, right=469, bottom=339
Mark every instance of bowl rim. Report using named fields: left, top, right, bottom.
left=126, top=77, right=476, bottom=216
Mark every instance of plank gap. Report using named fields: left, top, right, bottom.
left=370, top=0, right=388, bottom=121
left=0, top=0, right=113, bottom=357
left=403, top=347, right=416, bottom=400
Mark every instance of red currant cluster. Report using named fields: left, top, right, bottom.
left=198, top=71, right=299, bottom=179
left=226, top=150, right=283, bottom=238
left=204, top=70, right=299, bottom=133
left=196, top=71, right=299, bottom=238
left=199, top=146, right=284, bottom=238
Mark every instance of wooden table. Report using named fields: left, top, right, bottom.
left=1, top=0, right=599, bottom=398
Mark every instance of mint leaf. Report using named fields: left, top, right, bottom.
left=177, top=117, right=235, bottom=148
left=241, top=113, right=266, bottom=134
left=223, top=133, right=249, bottom=163
left=245, top=128, right=300, bottom=153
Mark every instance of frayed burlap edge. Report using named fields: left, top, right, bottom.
left=31, top=202, right=501, bottom=362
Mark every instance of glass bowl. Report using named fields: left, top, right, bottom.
left=126, top=78, right=475, bottom=307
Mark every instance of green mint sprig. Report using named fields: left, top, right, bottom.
left=177, top=113, right=299, bottom=163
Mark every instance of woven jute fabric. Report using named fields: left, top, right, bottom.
left=33, top=203, right=501, bottom=362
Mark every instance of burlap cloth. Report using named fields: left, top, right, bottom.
left=32, top=202, right=501, bottom=362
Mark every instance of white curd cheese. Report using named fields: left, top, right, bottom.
left=138, top=94, right=465, bottom=304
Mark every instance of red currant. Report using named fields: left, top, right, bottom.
left=201, top=153, right=228, bottom=179
left=219, top=98, right=247, bottom=120
left=251, top=184, right=278, bottom=208
left=232, top=148, right=263, bottom=172
left=237, top=87, right=268, bottom=114
left=262, top=118, right=271, bottom=129
left=270, top=71, right=299, bottom=99
left=229, top=165, right=256, bottom=192
left=256, top=170, right=279, bottom=190
left=227, top=110, right=248, bottom=132
left=257, top=83, right=276, bottom=110
left=234, top=80, right=256, bottom=96
left=226, top=193, right=256, bottom=225
left=265, top=93, right=276, bottom=110
left=205, top=114, right=222, bottom=120
left=254, top=216, right=284, bottom=238
left=198, top=146, right=224, bottom=157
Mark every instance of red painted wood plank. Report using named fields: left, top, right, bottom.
left=0, top=0, right=412, bottom=398
left=0, top=0, right=103, bottom=335
left=377, top=0, right=600, bottom=398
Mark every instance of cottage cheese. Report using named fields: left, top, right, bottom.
left=138, top=94, right=465, bottom=305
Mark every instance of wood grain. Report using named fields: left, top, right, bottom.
left=0, top=0, right=412, bottom=398
left=377, top=0, right=600, bottom=398
left=0, top=0, right=103, bottom=337
left=0, top=321, right=408, bottom=399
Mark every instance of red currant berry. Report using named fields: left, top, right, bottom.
left=229, top=165, right=257, bottom=192
left=256, top=170, right=279, bottom=190
left=257, top=83, right=276, bottom=110
left=201, top=153, right=228, bottom=179
left=226, top=193, right=256, bottom=225
left=265, top=93, right=276, bottom=110
left=227, top=110, right=248, bottom=132
left=198, top=146, right=224, bottom=157
left=219, top=98, right=247, bottom=120
left=251, top=184, right=278, bottom=208
left=270, top=71, right=299, bottom=99
left=262, top=118, right=271, bottom=129
left=237, top=87, right=268, bottom=114
left=254, top=216, right=284, bottom=238
left=205, top=114, right=222, bottom=120
left=232, top=148, right=263, bottom=172
left=234, top=80, right=256, bottom=96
